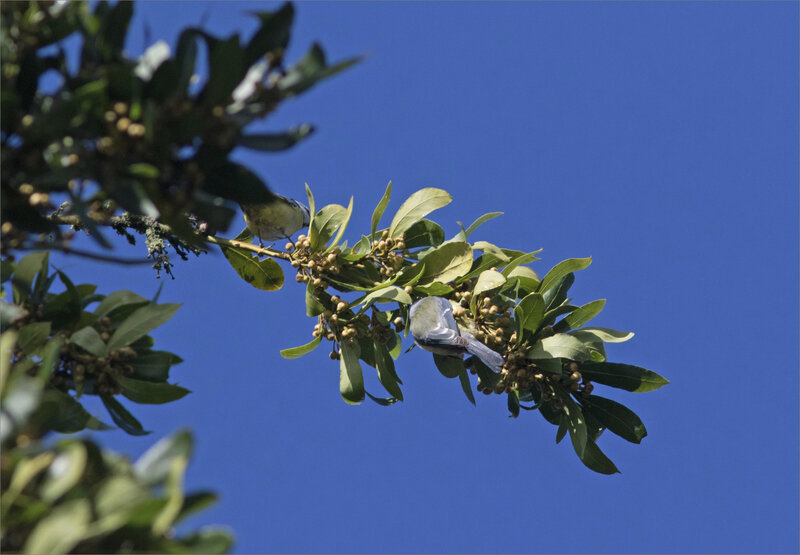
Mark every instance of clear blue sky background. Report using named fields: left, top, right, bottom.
left=48, top=2, right=798, bottom=553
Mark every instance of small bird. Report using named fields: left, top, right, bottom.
left=409, top=296, right=505, bottom=373
left=240, top=193, right=311, bottom=246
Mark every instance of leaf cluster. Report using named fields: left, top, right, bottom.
left=1, top=0, right=358, bottom=267
left=1, top=251, right=186, bottom=439
left=1, top=429, right=231, bottom=554
left=223, top=183, right=668, bottom=473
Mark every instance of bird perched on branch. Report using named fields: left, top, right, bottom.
left=241, top=192, right=310, bottom=246
left=409, top=296, right=505, bottom=373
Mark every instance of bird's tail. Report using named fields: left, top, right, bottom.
left=465, top=337, right=505, bottom=373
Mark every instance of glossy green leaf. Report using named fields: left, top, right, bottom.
left=418, top=241, right=473, bottom=285
left=403, top=219, right=445, bottom=249
left=237, top=124, right=314, bottom=151
left=388, top=188, right=452, bottom=238
left=538, top=258, right=592, bottom=295
left=464, top=211, right=503, bottom=237
left=458, top=366, right=476, bottom=406
left=579, top=362, right=669, bottom=393
left=472, top=241, right=510, bottom=263
left=177, top=527, right=234, bottom=554
left=370, top=181, right=392, bottom=237
left=526, top=333, right=602, bottom=362
left=374, top=341, right=403, bottom=401
left=221, top=245, right=284, bottom=291
left=583, top=395, right=647, bottom=443
left=339, top=340, right=365, bottom=404
left=543, top=273, right=575, bottom=310
left=95, top=475, right=148, bottom=519
left=280, top=335, right=322, bottom=359
left=134, top=429, right=193, bottom=485
left=514, top=291, right=545, bottom=330
left=557, top=389, right=587, bottom=458
left=41, top=271, right=82, bottom=330
left=553, top=299, right=606, bottom=333
left=327, top=196, right=354, bottom=251
left=433, top=353, right=462, bottom=379
left=101, top=395, right=150, bottom=436
left=357, top=286, right=413, bottom=313
left=569, top=327, right=635, bottom=343
left=107, top=303, right=181, bottom=352
left=310, top=203, right=348, bottom=251
left=24, top=498, right=90, bottom=555
left=70, top=326, right=107, bottom=357
left=579, top=438, right=620, bottom=475
left=413, top=282, right=454, bottom=297
left=501, top=250, right=542, bottom=278
left=555, top=414, right=568, bottom=443
left=115, top=375, right=191, bottom=404
left=473, top=268, right=507, bottom=298
left=152, top=454, right=188, bottom=535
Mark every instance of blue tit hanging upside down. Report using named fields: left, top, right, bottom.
left=409, top=296, right=505, bottom=373
left=240, top=193, right=311, bottom=247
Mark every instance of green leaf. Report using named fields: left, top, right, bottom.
left=471, top=270, right=506, bottom=314
left=370, top=182, right=392, bottom=237
left=579, top=362, right=669, bottom=393
left=569, top=327, right=635, bottom=343
left=339, top=340, right=365, bottom=404
left=237, top=124, right=315, bottom=151
left=70, top=326, right=107, bottom=357
left=134, top=429, right=193, bottom=485
left=538, top=258, right=592, bottom=295
left=388, top=188, right=452, bottom=239
left=579, top=438, right=621, bottom=475
left=402, top=219, right=445, bottom=249
left=129, top=350, right=182, bottom=382
left=280, top=335, right=322, bottom=359
left=433, top=353, right=462, bottom=379
left=18, top=322, right=51, bottom=354
left=413, top=282, right=453, bottom=297
left=526, top=333, right=602, bottom=362
left=220, top=245, right=284, bottom=291
left=555, top=415, right=568, bottom=443
left=176, top=527, right=234, bottom=554
left=107, top=303, right=181, bottom=352
left=553, top=299, right=606, bottom=333
left=374, top=341, right=403, bottom=401
left=12, top=251, right=48, bottom=302
left=357, top=286, right=413, bottom=313
left=458, top=366, right=476, bottom=406
left=504, top=265, right=541, bottom=295
left=418, top=241, right=473, bottom=285
left=310, top=203, right=348, bottom=251
left=327, top=196, right=354, bottom=251
left=464, top=212, right=503, bottom=237
left=24, top=498, right=91, bottom=555
left=507, top=390, right=520, bottom=417
left=582, top=395, right=647, bottom=443
left=244, top=2, right=294, bottom=66
left=500, top=250, right=542, bottom=278
left=543, top=272, right=575, bottom=310
left=278, top=42, right=361, bottom=97
left=513, top=293, right=544, bottom=342
left=203, top=34, right=245, bottom=105
left=557, top=389, right=587, bottom=458
left=101, top=395, right=150, bottom=436
left=34, top=390, right=112, bottom=434
left=152, top=454, right=188, bottom=535
left=472, top=241, right=510, bottom=263
left=115, top=375, right=191, bottom=404
left=93, top=290, right=147, bottom=317
left=40, top=442, right=87, bottom=502
left=305, top=281, right=325, bottom=317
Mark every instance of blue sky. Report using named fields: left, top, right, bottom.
left=49, top=2, right=798, bottom=553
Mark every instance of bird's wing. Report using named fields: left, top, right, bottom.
left=416, top=322, right=462, bottom=347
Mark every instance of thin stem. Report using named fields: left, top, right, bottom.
left=17, top=243, right=153, bottom=265
left=204, top=236, right=290, bottom=260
